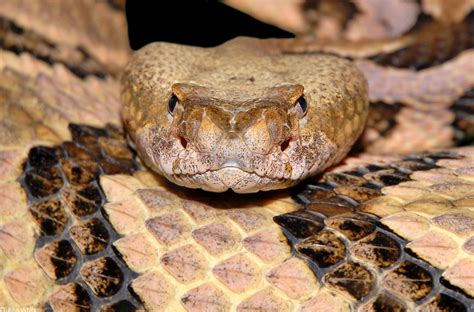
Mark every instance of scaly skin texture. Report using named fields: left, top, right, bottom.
left=121, top=37, right=369, bottom=193
left=1, top=2, right=474, bottom=310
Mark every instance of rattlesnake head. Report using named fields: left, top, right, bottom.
left=121, top=37, right=368, bottom=192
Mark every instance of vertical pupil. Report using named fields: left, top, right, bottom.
left=168, top=95, right=178, bottom=114
left=297, top=96, right=307, bottom=113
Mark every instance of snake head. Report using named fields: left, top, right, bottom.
left=121, top=38, right=368, bottom=193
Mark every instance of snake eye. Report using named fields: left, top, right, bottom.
left=168, top=94, right=179, bottom=115
left=295, top=96, right=308, bottom=117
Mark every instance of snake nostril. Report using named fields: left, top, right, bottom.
left=179, top=136, right=188, bottom=149
left=280, top=139, right=290, bottom=152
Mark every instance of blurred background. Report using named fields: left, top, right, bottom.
left=126, top=0, right=293, bottom=49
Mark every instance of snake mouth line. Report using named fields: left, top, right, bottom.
left=170, top=166, right=296, bottom=193
left=181, top=165, right=295, bottom=181
left=172, top=168, right=269, bottom=181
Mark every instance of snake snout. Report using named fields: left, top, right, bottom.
left=242, top=112, right=293, bottom=155
left=170, top=103, right=297, bottom=180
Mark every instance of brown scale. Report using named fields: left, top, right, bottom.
left=19, top=123, right=141, bottom=311
left=383, top=261, right=433, bottom=301
left=420, top=293, right=469, bottom=311
left=274, top=210, right=325, bottom=239
left=296, top=230, right=347, bottom=268
left=334, top=186, right=382, bottom=202
left=48, top=283, right=92, bottom=311
left=300, top=185, right=358, bottom=216
left=325, top=213, right=376, bottom=241
left=61, top=184, right=102, bottom=217
left=282, top=151, right=474, bottom=310
left=80, top=257, right=124, bottom=297
left=323, top=261, right=375, bottom=300
left=70, top=218, right=110, bottom=255
left=363, top=168, right=411, bottom=186
left=361, top=294, right=406, bottom=312
left=29, top=198, right=68, bottom=236
left=370, top=12, right=474, bottom=70
left=389, top=159, right=439, bottom=172
left=321, top=171, right=369, bottom=186
left=23, top=165, right=63, bottom=199
left=350, top=232, right=401, bottom=268
left=35, top=240, right=77, bottom=280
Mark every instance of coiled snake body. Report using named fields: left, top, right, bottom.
left=0, top=1, right=474, bottom=311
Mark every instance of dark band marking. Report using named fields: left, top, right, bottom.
left=452, top=88, right=474, bottom=145
left=0, top=17, right=108, bottom=79
left=369, top=12, right=474, bottom=70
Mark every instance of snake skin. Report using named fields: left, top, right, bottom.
left=0, top=1, right=473, bottom=311
left=1, top=123, right=472, bottom=311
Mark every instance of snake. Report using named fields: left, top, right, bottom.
left=0, top=1, right=474, bottom=311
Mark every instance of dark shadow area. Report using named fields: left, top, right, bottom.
left=126, top=0, right=293, bottom=50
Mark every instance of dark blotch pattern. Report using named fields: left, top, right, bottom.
left=23, top=165, right=63, bottom=198
left=363, top=294, right=406, bottom=311
left=323, top=261, right=374, bottom=300
left=20, top=124, right=141, bottom=309
left=351, top=232, right=401, bottom=268
left=420, top=294, right=467, bottom=312
left=48, top=283, right=92, bottom=311
left=0, top=16, right=108, bottom=78
left=29, top=199, right=68, bottom=235
left=325, top=212, right=375, bottom=240
left=384, top=261, right=433, bottom=301
left=35, top=239, right=77, bottom=280
left=61, top=184, right=102, bottom=217
left=80, top=257, right=123, bottom=297
left=102, top=300, right=139, bottom=312
left=363, top=168, right=410, bottom=186
left=274, top=211, right=324, bottom=239
left=70, top=218, right=109, bottom=255
left=452, top=88, right=474, bottom=145
left=369, top=13, right=474, bottom=70
left=280, top=150, right=473, bottom=309
left=28, top=146, right=60, bottom=167
left=296, top=230, right=346, bottom=268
